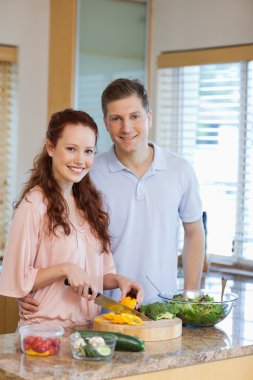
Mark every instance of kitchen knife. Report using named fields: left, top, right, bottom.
left=64, top=279, right=151, bottom=321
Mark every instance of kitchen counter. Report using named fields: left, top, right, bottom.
left=1, top=275, right=253, bottom=380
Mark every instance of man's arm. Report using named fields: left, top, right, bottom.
left=182, top=219, right=205, bottom=290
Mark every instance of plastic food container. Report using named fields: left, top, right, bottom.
left=19, top=324, right=64, bottom=356
left=70, top=331, right=117, bottom=361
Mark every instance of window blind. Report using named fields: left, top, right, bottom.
left=156, top=47, right=253, bottom=265
left=0, top=46, right=17, bottom=255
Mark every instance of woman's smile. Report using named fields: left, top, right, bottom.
left=67, top=165, right=85, bottom=174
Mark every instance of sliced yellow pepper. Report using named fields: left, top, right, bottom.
left=25, top=348, right=50, bottom=356
left=102, top=312, right=124, bottom=324
left=102, top=312, right=143, bottom=326
left=101, top=294, right=142, bottom=326
left=121, top=313, right=143, bottom=326
left=120, top=296, right=137, bottom=309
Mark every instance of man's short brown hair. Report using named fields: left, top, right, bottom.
left=101, top=78, right=150, bottom=116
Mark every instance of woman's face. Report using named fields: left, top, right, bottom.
left=46, top=123, right=96, bottom=189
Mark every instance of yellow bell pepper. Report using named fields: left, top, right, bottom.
left=120, top=296, right=137, bottom=309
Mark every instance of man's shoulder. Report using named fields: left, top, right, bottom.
left=90, top=150, right=114, bottom=187
left=167, top=150, right=191, bottom=167
left=91, top=151, right=110, bottom=172
left=94, top=151, right=109, bottom=165
left=154, top=143, right=192, bottom=170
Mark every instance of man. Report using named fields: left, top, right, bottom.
left=19, top=78, right=204, bottom=313
left=90, top=78, right=204, bottom=302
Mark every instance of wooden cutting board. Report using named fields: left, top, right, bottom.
left=93, top=316, right=182, bottom=341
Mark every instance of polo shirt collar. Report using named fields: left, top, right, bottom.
left=106, top=142, right=168, bottom=173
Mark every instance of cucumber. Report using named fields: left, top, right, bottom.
left=85, top=343, right=99, bottom=357
left=96, top=345, right=111, bottom=357
left=79, top=345, right=86, bottom=356
left=110, top=332, right=145, bottom=352
left=77, top=330, right=145, bottom=352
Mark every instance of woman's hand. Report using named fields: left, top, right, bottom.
left=64, top=262, right=97, bottom=301
left=17, top=296, right=39, bottom=316
left=117, top=275, right=144, bottom=308
left=103, top=273, right=144, bottom=308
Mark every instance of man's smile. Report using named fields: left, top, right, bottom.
left=119, top=134, right=137, bottom=140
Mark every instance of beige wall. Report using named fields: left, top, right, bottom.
left=0, top=0, right=50, bottom=194
left=150, top=0, right=253, bottom=132
left=153, top=0, right=253, bottom=54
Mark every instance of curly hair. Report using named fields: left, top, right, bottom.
left=14, top=108, right=110, bottom=254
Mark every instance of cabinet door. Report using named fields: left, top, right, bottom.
left=0, top=296, right=19, bottom=334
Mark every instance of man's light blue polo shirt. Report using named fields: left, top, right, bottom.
left=90, top=142, right=202, bottom=302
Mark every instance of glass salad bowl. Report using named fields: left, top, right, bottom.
left=158, top=289, right=238, bottom=327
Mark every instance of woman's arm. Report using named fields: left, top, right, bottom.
left=0, top=196, right=42, bottom=298
left=18, top=272, right=144, bottom=313
left=17, top=261, right=98, bottom=314
left=33, top=262, right=97, bottom=300
left=103, top=273, right=144, bottom=307
left=31, top=263, right=67, bottom=291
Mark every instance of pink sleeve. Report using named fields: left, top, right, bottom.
left=103, top=252, right=116, bottom=275
left=0, top=195, right=42, bottom=298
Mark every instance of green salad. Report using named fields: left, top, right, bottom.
left=141, top=294, right=227, bottom=326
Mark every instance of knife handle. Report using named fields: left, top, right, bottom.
left=64, top=279, right=92, bottom=296
left=127, top=289, right=137, bottom=299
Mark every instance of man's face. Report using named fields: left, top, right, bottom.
left=104, top=94, right=152, bottom=156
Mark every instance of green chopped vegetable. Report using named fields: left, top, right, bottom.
left=140, top=301, right=176, bottom=321
left=173, top=293, right=226, bottom=326
left=141, top=294, right=227, bottom=326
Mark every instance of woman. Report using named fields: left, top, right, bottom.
left=0, top=108, right=143, bottom=327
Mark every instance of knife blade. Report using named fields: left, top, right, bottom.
left=93, top=292, right=151, bottom=321
left=64, top=279, right=151, bottom=321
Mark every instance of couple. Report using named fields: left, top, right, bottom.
left=0, top=78, right=204, bottom=327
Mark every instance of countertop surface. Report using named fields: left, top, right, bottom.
left=1, top=274, right=253, bottom=380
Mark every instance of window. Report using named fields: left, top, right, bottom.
left=156, top=45, right=253, bottom=266
left=0, top=45, right=18, bottom=256
left=76, top=0, right=148, bottom=154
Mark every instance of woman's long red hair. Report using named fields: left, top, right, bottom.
left=14, top=109, right=110, bottom=253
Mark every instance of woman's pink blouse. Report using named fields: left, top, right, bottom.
left=0, top=188, right=116, bottom=327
